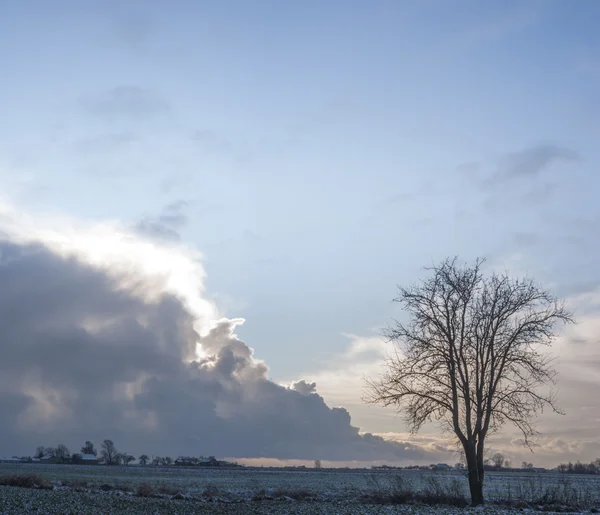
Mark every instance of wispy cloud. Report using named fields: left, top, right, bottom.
left=493, top=144, right=580, bottom=182
left=75, top=132, right=137, bottom=153
left=134, top=201, right=190, bottom=242
left=85, top=86, right=170, bottom=120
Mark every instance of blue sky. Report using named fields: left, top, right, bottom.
left=1, top=1, right=600, bottom=464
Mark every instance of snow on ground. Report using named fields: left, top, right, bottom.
left=0, top=463, right=599, bottom=514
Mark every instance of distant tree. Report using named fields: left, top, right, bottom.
left=522, top=461, right=533, bottom=470
left=34, top=446, right=46, bottom=459
left=504, top=459, right=511, bottom=469
left=45, top=447, right=56, bottom=458
left=557, top=459, right=600, bottom=475
left=54, top=444, right=71, bottom=462
left=454, top=462, right=466, bottom=470
left=152, top=456, right=160, bottom=466
left=101, top=439, right=118, bottom=465
left=139, top=454, right=149, bottom=466
left=72, top=453, right=83, bottom=463
left=314, top=460, right=322, bottom=469
left=491, top=453, right=505, bottom=469
left=124, top=454, right=136, bottom=466
left=366, top=258, right=572, bottom=506
left=81, top=441, right=97, bottom=456
left=161, top=456, right=172, bottom=466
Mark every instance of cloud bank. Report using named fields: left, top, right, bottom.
left=0, top=204, right=432, bottom=463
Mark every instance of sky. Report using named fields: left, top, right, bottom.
left=0, top=0, right=599, bottom=467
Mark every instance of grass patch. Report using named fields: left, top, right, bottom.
left=362, top=473, right=468, bottom=507
left=156, top=483, right=182, bottom=496
left=493, top=475, right=600, bottom=511
left=271, top=487, right=314, bottom=501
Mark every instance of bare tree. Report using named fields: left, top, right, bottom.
left=314, top=459, right=322, bottom=469
left=123, top=454, right=136, bottom=466
left=54, top=444, right=71, bottom=462
left=491, top=452, right=505, bottom=469
left=366, top=258, right=572, bottom=506
left=34, top=446, right=46, bottom=459
left=81, top=441, right=97, bottom=456
left=138, top=454, right=149, bottom=466
left=100, top=439, right=118, bottom=465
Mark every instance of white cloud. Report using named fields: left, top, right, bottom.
left=0, top=203, right=435, bottom=463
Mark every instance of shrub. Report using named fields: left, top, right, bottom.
left=136, top=483, right=154, bottom=497
left=0, top=474, right=52, bottom=490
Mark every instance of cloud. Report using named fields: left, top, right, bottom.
left=290, top=380, right=317, bottom=396
left=493, top=144, right=580, bottom=182
left=75, top=133, right=136, bottom=153
left=0, top=204, right=428, bottom=462
left=462, top=144, right=581, bottom=212
left=134, top=201, right=189, bottom=242
left=190, top=130, right=254, bottom=164
left=86, top=86, right=170, bottom=120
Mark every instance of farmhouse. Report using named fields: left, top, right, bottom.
left=174, top=456, right=196, bottom=466
left=80, top=453, right=99, bottom=465
left=35, top=455, right=60, bottom=464
left=0, top=457, right=21, bottom=464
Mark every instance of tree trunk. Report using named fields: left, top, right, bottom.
left=465, top=443, right=485, bottom=506
left=468, top=476, right=484, bottom=507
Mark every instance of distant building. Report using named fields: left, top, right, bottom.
left=199, top=456, right=219, bottom=466
left=175, top=457, right=196, bottom=466
left=80, top=454, right=99, bottom=465
left=0, top=457, right=21, bottom=464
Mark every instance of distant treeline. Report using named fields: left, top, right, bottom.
left=556, top=459, right=600, bottom=475
left=0, top=440, right=237, bottom=468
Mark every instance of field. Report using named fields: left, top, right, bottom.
left=1, top=463, right=599, bottom=514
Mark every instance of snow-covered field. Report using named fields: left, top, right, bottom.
left=0, top=463, right=599, bottom=514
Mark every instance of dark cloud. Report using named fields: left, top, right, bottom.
left=0, top=236, right=431, bottom=462
left=86, top=86, right=170, bottom=120
left=493, top=144, right=580, bottom=183
left=135, top=201, right=189, bottom=242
